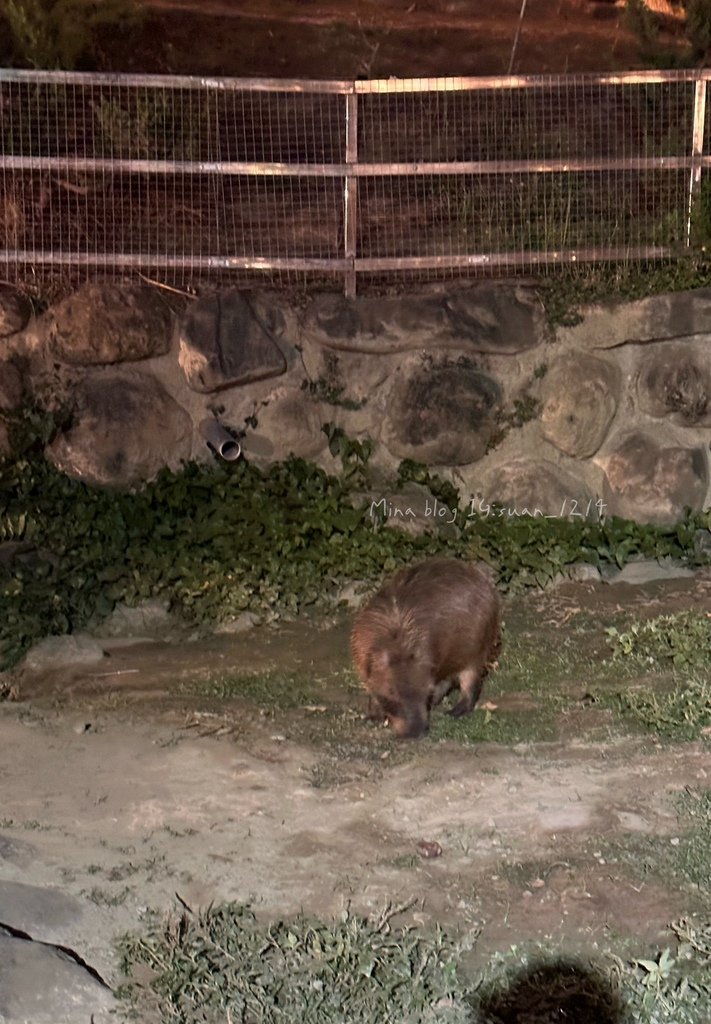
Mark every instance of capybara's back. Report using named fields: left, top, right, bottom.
left=351, top=558, right=501, bottom=738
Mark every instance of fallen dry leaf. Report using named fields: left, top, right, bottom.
left=416, top=840, right=443, bottom=859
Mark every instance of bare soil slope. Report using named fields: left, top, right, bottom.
left=100, top=0, right=651, bottom=79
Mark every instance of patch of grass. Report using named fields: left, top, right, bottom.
left=606, top=610, right=711, bottom=672
left=429, top=699, right=559, bottom=746
left=603, top=612, right=711, bottom=740
left=541, top=258, right=711, bottom=327
left=665, top=788, right=711, bottom=895
left=471, top=919, right=711, bottom=1024
left=115, top=903, right=711, bottom=1024
left=614, top=673, right=711, bottom=742
left=387, top=853, right=421, bottom=871
left=497, top=858, right=556, bottom=890
left=116, top=902, right=472, bottom=1024
left=602, top=787, right=711, bottom=901
left=183, top=670, right=321, bottom=710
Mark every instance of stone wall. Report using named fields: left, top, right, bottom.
left=1, top=279, right=710, bottom=526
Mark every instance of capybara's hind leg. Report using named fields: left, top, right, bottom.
left=448, top=667, right=484, bottom=718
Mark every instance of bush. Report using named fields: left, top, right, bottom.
left=4, top=0, right=141, bottom=70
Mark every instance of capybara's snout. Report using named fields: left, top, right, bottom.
left=373, top=692, right=430, bottom=739
left=389, top=709, right=430, bottom=740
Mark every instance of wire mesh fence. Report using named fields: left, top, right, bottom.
left=0, top=68, right=709, bottom=296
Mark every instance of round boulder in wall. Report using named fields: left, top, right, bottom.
left=382, top=361, right=501, bottom=465
left=540, top=353, right=620, bottom=458
left=47, top=370, right=193, bottom=488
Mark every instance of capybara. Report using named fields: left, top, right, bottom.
left=351, top=557, right=501, bottom=739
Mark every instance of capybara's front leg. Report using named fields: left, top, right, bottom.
left=448, top=667, right=484, bottom=718
left=367, top=695, right=387, bottom=722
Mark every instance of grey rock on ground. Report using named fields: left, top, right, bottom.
left=0, top=882, right=116, bottom=1024
left=602, top=559, right=698, bottom=585
left=0, top=931, right=115, bottom=1024
left=91, top=598, right=174, bottom=639
left=21, top=634, right=106, bottom=673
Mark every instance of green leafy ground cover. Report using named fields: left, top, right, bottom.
left=1, top=448, right=709, bottom=670
left=116, top=903, right=711, bottom=1024
left=605, top=611, right=711, bottom=741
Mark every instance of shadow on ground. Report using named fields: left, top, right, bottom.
left=474, top=957, right=624, bottom=1024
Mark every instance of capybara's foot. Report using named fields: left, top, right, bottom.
left=448, top=696, right=474, bottom=718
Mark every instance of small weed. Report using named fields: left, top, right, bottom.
left=83, top=885, right=132, bottom=907
left=321, top=423, right=373, bottom=483
left=301, top=378, right=365, bottom=410
left=161, top=825, right=198, bottom=838
left=387, top=853, right=420, bottom=870
left=487, top=393, right=542, bottom=451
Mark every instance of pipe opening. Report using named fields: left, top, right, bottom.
left=200, top=418, right=242, bottom=462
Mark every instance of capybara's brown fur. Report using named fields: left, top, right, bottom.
left=351, top=558, right=501, bottom=739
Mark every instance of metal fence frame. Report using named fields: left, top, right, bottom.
left=1, top=67, right=709, bottom=296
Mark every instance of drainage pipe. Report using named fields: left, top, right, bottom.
left=200, top=418, right=242, bottom=461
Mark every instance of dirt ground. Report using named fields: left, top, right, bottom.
left=99, top=0, right=659, bottom=79
left=1, top=573, right=709, bottom=994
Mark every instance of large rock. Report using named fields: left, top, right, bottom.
left=240, top=385, right=328, bottom=462
left=557, top=288, right=711, bottom=349
left=0, top=284, right=32, bottom=339
left=597, top=431, right=708, bottom=525
left=0, top=881, right=83, bottom=935
left=540, top=353, right=620, bottom=457
left=299, top=344, right=390, bottom=408
left=302, top=285, right=545, bottom=355
left=0, top=360, right=24, bottom=412
left=0, top=932, right=115, bottom=1024
left=635, top=341, right=711, bottom=426
left=21, top=634, right=107, bottom=672
left=479, top=458, right=597, bottom=520
left=47, top=370, right=193, bottom=487
left=44, top=282, right=172, bottom=365
left=382, top=361, right=501, bottom=465
left=179, top=291, right=287, bottom=392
